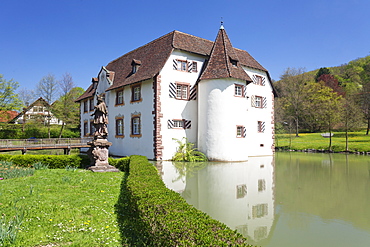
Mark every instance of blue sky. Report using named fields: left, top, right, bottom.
left=1, top=0, right=369, bottom=93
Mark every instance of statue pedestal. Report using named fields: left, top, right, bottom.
left=88, top=165, right=120, bottom=173
left=87, top=139, right=119, bottom=172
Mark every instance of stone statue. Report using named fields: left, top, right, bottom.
left=91, top=94, right=108, bottom=139
left=87, top=94, right=118, bottom=172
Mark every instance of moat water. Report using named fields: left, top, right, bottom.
left=156, top=152, right=370, bottom=247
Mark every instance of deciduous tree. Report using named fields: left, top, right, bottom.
left=341, top=95, right=363, bottom=151
left=0, top=74, right=22, bottom=121
left=52, top=73, right=84, bottom=138
left=315, top=67, right=331, bottom=82
left=17, top=87, right=36, bottom=131
left=360, top=82, right=370, bottom=135
left=36, top=74, right=59, bottom=104
left=317, top=74, right=345, bottom=96
left=304, top=82, right=342, bottom=150
left=37, top=74, right=59, bottom=138
left=274, top=67, right=310, bottom=137
left=18, top=88, right=36, bottom=107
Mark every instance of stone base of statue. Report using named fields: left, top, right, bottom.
left=87, top=164, right=120, bottom=173
left=87, top=138, right=119, bottom=172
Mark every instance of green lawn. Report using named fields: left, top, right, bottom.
left=0, top=169, right=123, bottom=246
left=275, top=131, right=370, bottom=152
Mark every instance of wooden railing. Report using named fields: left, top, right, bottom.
left=0, top=137, right=93, bottom=151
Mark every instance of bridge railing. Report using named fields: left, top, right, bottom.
left=0, top=138, right=93, bottom=149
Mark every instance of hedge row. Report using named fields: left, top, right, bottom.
left=0, top=124, right=80, bottom=139
left=116, top=155, right=252, bottom=246
left=0, top=154, right=90, bottom=169
left=108, top=156, right=130, bottom=171
left=0, top=154, right=129, bottom=170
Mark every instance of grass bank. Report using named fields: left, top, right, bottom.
left=275, top=131, right=370, bottom=153
left=1, top=156, right=253, bottom=246
left=0, top=168, right=122, bottom=246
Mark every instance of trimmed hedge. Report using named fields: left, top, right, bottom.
left=0, top=123, right=80, bottom=139
left=115, top=155, right=253, bottom=246
left=109, top=156, right=130, bottom=172
left=0, top=154, right=90, bottom=169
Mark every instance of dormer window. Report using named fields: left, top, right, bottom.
left=131, top=59, right=141, bottom=74
left=132, top=64, right=139, bottom=74
left=230, top=58, right=238, bottom=67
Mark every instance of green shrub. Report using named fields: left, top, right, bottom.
left=0, top=154, right=90, bottom=169
left=0, top=123, right=80, bottom=139
left=116, top=155, right=251, bottom=246
left=113, top=157, right=130, bottom=172
left=108, top=157, right=117, bottom=167
left=172, top=138, right=208, bottom=162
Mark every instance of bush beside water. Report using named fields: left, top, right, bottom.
left=116, top=155, right=251, bottom=246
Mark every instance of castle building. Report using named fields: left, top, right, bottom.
left=76, top=25, right=275, bottom=161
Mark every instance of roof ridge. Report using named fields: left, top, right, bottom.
left=173, top=30, right=213, bottom=43
left=222, top=29, right=232, bottom=77
left=109, top=31, right=177, bottom=65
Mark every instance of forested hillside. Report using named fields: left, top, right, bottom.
left=274, top=55, right=370, bottom=138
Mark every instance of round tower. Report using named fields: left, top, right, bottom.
left=197, top=25, right=250, bottom=161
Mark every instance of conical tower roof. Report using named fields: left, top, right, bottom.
left=199, top=25, right=252, bottom=82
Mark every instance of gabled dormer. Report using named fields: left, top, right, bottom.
left=98, top=66, right=114, bottom=86
left=131, top=59, right=141, bottom=74
left=75, top=67, right=114, bottom=103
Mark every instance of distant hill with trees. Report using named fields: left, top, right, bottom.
left=274, top=55, right=370, bottom=150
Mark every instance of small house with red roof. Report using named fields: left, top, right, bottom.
left=10, top=97, right=63, bottom=125
left=76, top=25, right=275, bottom=161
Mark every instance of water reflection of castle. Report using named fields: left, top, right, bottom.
left=158, top=156, right=275, bottom=243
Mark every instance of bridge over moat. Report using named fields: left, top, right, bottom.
left=0, top=138, right=93, bottom=154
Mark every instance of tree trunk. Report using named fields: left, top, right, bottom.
left=328, top=123, right=332, bottom=151
left=22, top=115, right=26, bottom=132
left=58, top=122, right=65, bottom=139
left=295, top=117, right=299, bottom=137
left=366, top=118, right=370, bottom=135
left=345, top=129, right=349, bottom=152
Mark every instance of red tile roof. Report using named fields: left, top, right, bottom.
left=0, top=111, right=18, bottom=122
left=75, top=80, right=96, bottom=102
left=76, top=29, right=268, bottom=102
left=199, top=27, right=252, bottom=82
